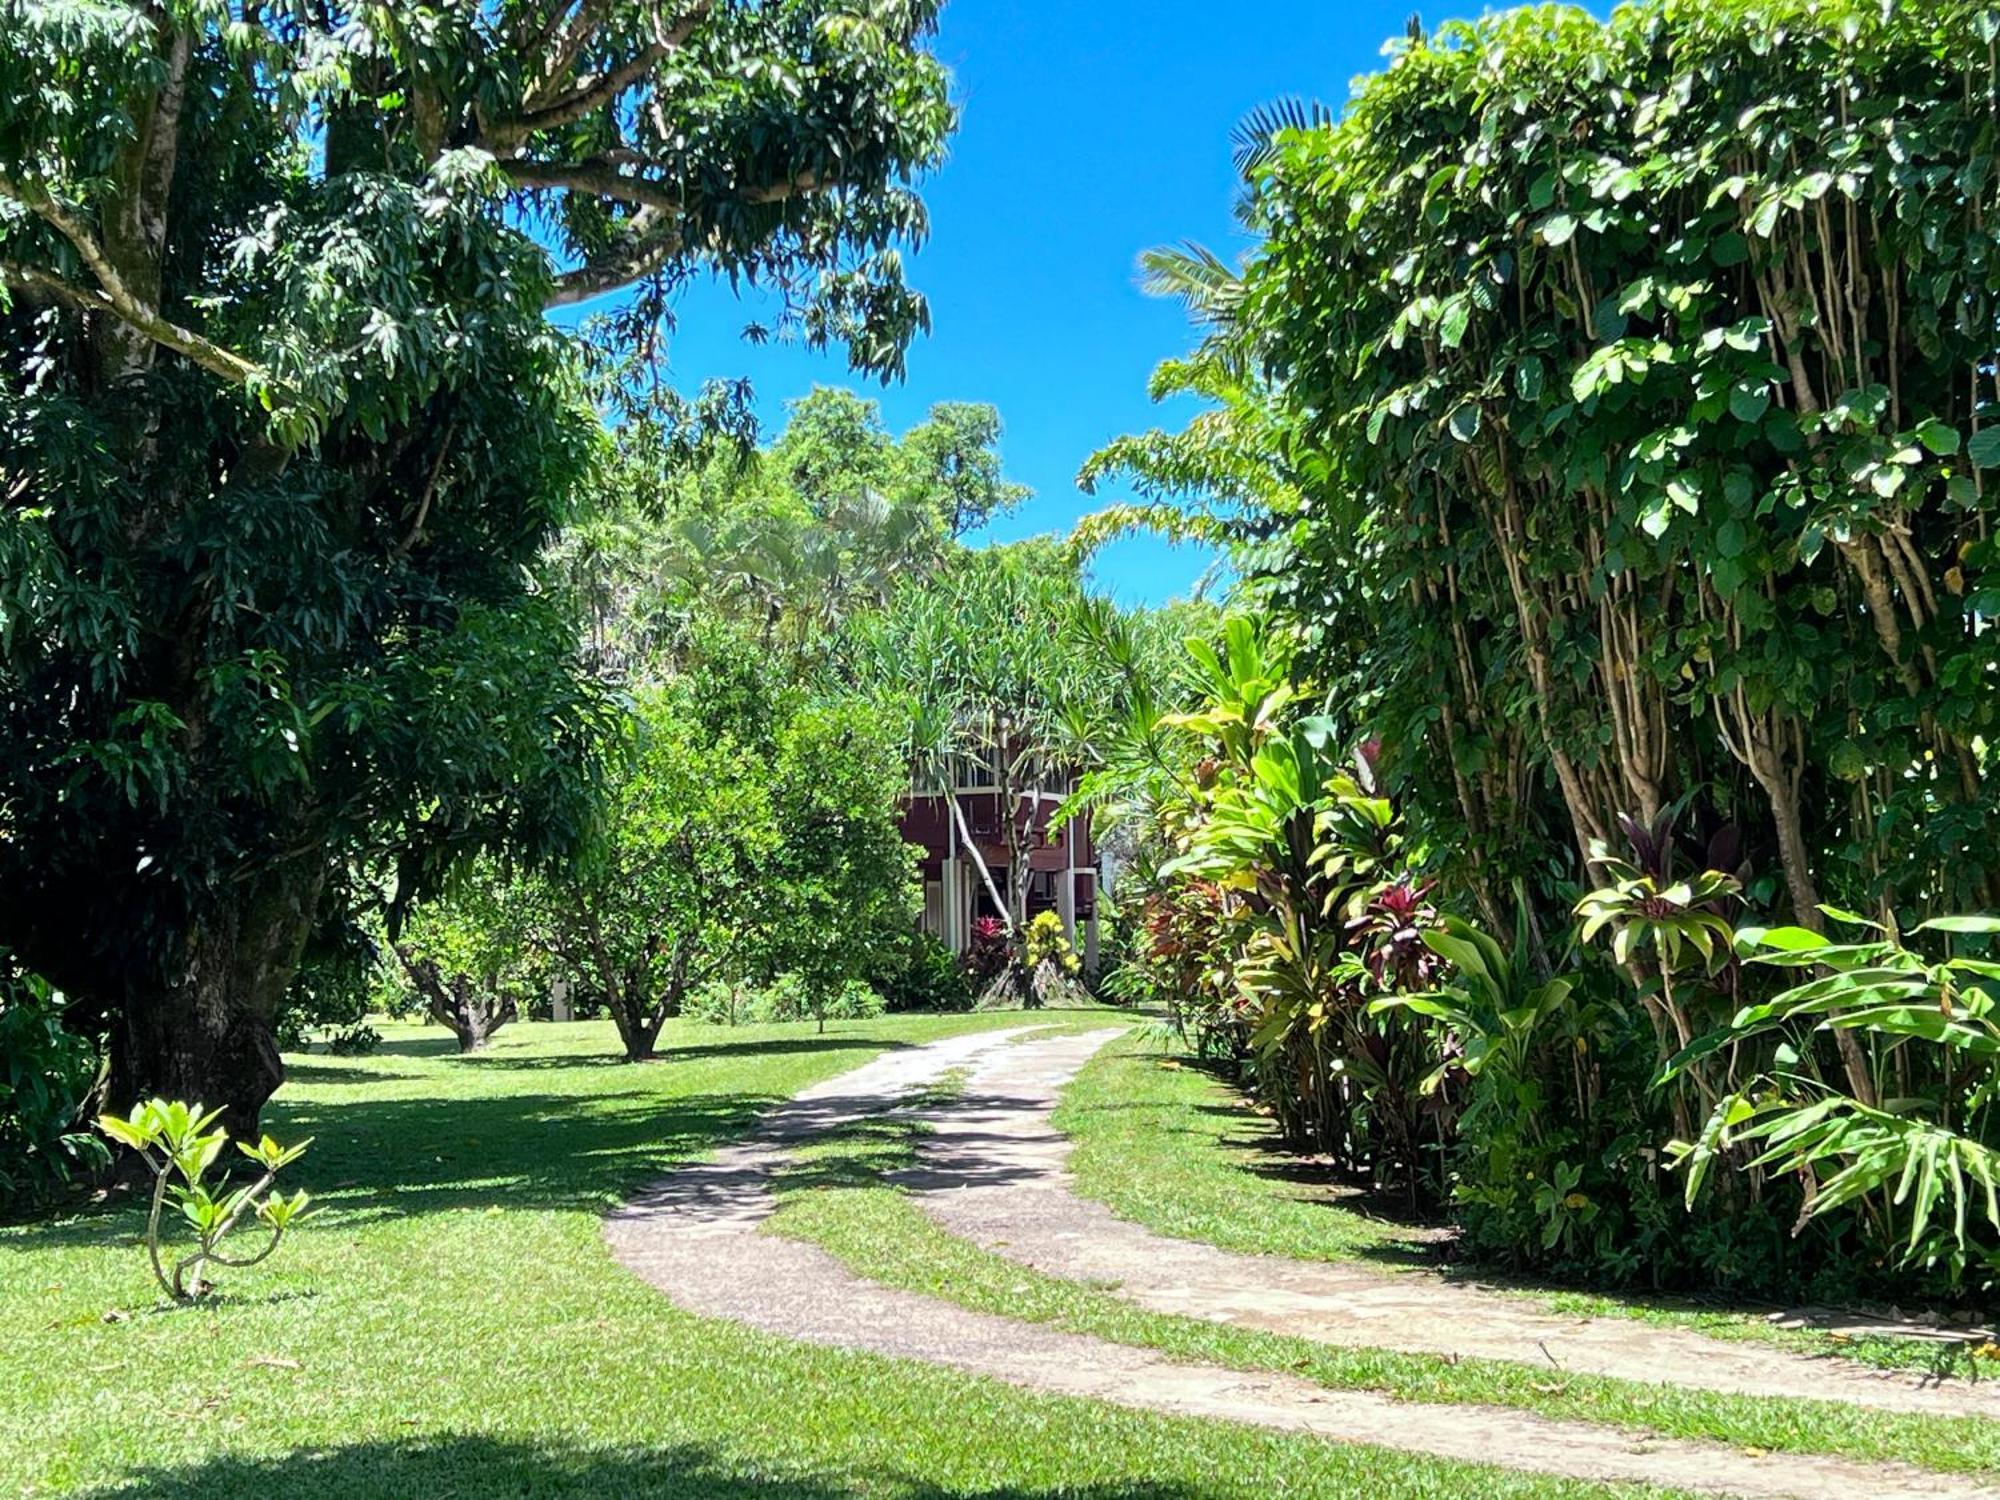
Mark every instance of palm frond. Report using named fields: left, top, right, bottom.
left=1229, top=96, right=1333, bottom=176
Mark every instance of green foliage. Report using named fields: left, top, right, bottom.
left=875, top=931, right=975, bottom=1014
left=1087, top=0, right=2000, bottom=1300
left=556, top=387, right=1028, bottom=680
left=0, top=956, right=109, bottom=1208
left=689, top=974, right=887, bottom=1027
left=0, top=0, right=954, bottom=1126
left=761, top=695, right=921, bottom=1023
left=1115, top=617, right=1445, bottom=1186
left=1671, top=913, right=2000, bottom=1286
left=98, top=1098, right=312, bottom=1301
left=532, top=688, right=780, bottom=1062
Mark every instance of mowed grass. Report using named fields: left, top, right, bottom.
left=1055, top=1031, right=1991, bottom=1379
left=3, top=1011, right=1643, bottom=1500
left=767, top=1093, right=2000, bottom=1479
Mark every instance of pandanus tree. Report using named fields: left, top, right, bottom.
left=853, top=544, right=1101, bottom=1000
left=0, top=0, right=953, bottom=1132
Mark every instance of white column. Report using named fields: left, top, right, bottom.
left=941, top=857, right=962, bottom=951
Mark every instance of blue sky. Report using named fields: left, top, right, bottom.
left=573, top=2, right=1432, bottom=607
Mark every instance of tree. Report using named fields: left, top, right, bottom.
left=0, top=0, right=953, bottom=1131
left=533, top=690, right=775, bottom=1063
left=556, top=387, right=1029, bottom=680
left=763, top=696, right=919, bottom=1028
left=390, top=860, right=547, bottom=1053
left=853, top=543, right=1105, bottom=1001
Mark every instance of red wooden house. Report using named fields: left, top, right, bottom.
left=899, top=767, right=1100, bottom=973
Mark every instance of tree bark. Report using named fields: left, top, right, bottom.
left=106, top=866, right=324, bottom=1138
left=393, top=946, right=518, bottom=1054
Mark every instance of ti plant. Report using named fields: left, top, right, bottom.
left=98, top=1100, right=312, bottom=1301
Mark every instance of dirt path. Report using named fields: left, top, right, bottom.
left=604, top=1025, right=1989, bottom=1498
left=904, top=1027, right=2000, bottom=1424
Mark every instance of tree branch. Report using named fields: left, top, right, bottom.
left=489, top=1, right=712, bottom=153
left=501, top=159, right=683, bottom=215
left=545, top=234, right=684, bottom=308
left=0, top=257, right=262, bottom=386
left=523, top=166, right=827, bottom=309
left=0, top=176, right=265, bottom=387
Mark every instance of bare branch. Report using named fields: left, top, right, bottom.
left=0, top=257, right=263, bottom=386
left=396, top=421, right=457, bottom=557
left=545, top=228, right=683, bottom=308
left=501, top=158, right=683, bottom=215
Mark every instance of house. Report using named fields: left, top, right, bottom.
left=900, top=765, right=1100, bottom=973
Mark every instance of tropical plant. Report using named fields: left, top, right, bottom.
left=98, top=1100, right=312, bottom=1301
left=0, top=957, right=110, bottom=1208
left=876, top=931, right=974, bottom=1014
left=853, top=544, right=1108, bottom=995
left=760, top=696, right=921, bottom=1033
left=1670, top=913, right=2000, bottom=1287
left=1080, top=0, right=2000, bottom=1297
left=1025, top=912, right=1082, bottom=978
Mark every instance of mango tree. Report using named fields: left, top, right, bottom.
left=0, top=0, right=952, bottom=1131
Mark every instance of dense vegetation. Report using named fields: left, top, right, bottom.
left=1089, top=0, right=2000, bottom=1301
left=8, top=0, right=2000, bottom=1336
left=0, top=0, right=954, bottom=1135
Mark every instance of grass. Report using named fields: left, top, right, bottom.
left=766, top=1073, right=2000, bottom=1480
left=1054, top=1030, right=1992, bottom=1378
left=3, top=1010, right=1650, bottom=1500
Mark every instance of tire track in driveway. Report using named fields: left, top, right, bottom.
left=902, top=1027, right=2000, bottom=1424
left=605, top=1024, right=1991, bottom=1499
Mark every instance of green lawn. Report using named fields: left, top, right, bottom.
left=768, top=1066, right=2000, bottom=1478
left=4, top=1013, right=1646, bottom=1499
left=1055, top=1031, right=1991, bottom=1379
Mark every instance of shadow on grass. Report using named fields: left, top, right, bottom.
left=282, top=1061, right=417, bottom=1086
left=275, top=1086, right=777, bottom=1214
left=456, top=1035, right=889, bottom=1070
left=3, top=1085, right=781, bottom=1252
left=82, top=1437, right=1217, bottom=1500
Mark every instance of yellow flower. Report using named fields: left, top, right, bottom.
left=1563, top=1192, right=1589, bottom=1210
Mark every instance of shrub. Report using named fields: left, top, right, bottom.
left=878, top=932, right=974, bottom=1013
left=760, top=972, right=815, bottom=1023
left=1025, top=912, right=1081, bottom=976
left=0, top=957, right=109, bottom=1210
left=964, top=917, right=1010, bottom=986
left=829, top=978, right=887, bottom=1020
left=98, top=1100, right=313, bottom=1301
left=687, top=979, right=761, bottom=1026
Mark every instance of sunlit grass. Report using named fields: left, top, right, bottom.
left=767, top=1075, right=2000, bottom=1480
left=1056, top=1031, right=1986, bottom=1377
left=4, top=1012, right=1639, bottom=1499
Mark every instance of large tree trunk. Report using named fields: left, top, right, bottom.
left=106, top=867, right=323, bottom=1138
left=610, top=1000, right=667, bottom=1062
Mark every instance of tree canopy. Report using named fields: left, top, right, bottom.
left=0, top=0, right=954, bottom=1129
